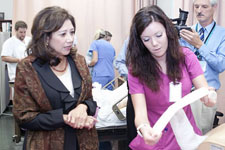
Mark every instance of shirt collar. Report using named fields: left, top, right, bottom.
left=197, top=21, right=215, bottom=34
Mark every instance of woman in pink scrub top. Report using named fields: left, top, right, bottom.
left=126, top=5, right=216, bottom=150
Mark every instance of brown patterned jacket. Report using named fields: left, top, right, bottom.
left=13, top=49, right=98, bottom=150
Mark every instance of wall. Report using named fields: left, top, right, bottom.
left=12, top=0, right=135, bottom=57
left=0, top=0, right=13, bottom=20
left=157, top=0, right=174, bottom=18
left=217, top=72, right=225, bottom=123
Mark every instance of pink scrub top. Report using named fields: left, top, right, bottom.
left=128, top=47, right=203, bottom=150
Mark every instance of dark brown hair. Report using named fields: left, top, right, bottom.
left=126, top=5, right=185, bottom=92
left=27, top=6, right=75, bottom=66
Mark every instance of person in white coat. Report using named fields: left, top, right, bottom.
left=1, top=20, right=31, bottom=82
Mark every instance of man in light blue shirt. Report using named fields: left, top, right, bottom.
left=179, top=0, right=225, bottom=134
left=114, top=38, right=129, bottom=78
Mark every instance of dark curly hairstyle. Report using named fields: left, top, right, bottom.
left=126, top=5, right=185, bottom=92
left=27, top=6, right=76, bottom=66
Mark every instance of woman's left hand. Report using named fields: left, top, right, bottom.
left=66, top=104, right=88, bottom=129
left=200, top=87, right=217, bottom=107
left=84, top=116, right=97, bottom=130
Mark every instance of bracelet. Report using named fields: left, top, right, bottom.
left=137, top=123, right=150, bottom=137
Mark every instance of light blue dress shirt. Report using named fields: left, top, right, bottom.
left=180, top=21, right=225, bottom=90
left=114, top=38, right=129, bottom=78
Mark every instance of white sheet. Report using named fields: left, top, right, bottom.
left=92, top=82, right=128, bottom=128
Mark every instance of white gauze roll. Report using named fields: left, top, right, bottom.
left=153, top=87, right=209, bottom=133
left=153, top=87, right=217, bottom=149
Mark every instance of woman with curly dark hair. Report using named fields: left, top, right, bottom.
left=13, top=6, right=98, bottom=150
left=126, top=5, right=216, bottom=150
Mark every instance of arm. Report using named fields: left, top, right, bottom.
left=180, top=29, right=203, bottom=49
left=13, top=61, right=65, bottom=131
left=65, top=54, right=97, bottom=129
left=131, top=94, right=149, bottom=128
left=1, top=56, right=21, bottom=63
left=65, top=99, right=97, bottom=129
left=88, top=50, right=98, bottom=67
left=81, top=98, right=97, bottom=116
left=198, top=42, right=225, bottom=73
left=21, top=109, right=65, bottom=131
left=1, top=39, right=21, bottom=63
left=114, top=39, right=129, bottom=77
left=65, top=103, right=88, bottom=129
left=131, top=93, right=161, bottom=145
left=183, top=47, right=217, bottom=107
left=192, top=74, right=216, bottom=107
left=21, top=104, right=95, bottom=131
left=180, top=28, right=225, bottom=73
left=128, top=70, right=161, bottom=145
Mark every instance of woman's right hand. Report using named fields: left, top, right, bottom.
left=141, top=125, right=162, bottom=146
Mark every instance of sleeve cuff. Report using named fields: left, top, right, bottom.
left=81, top=99, right=97, bottom=116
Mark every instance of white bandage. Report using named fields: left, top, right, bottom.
left=153, top=87, right=209, bottom=134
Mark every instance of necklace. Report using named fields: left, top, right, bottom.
left=52, top=60, right=68, bottom=72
